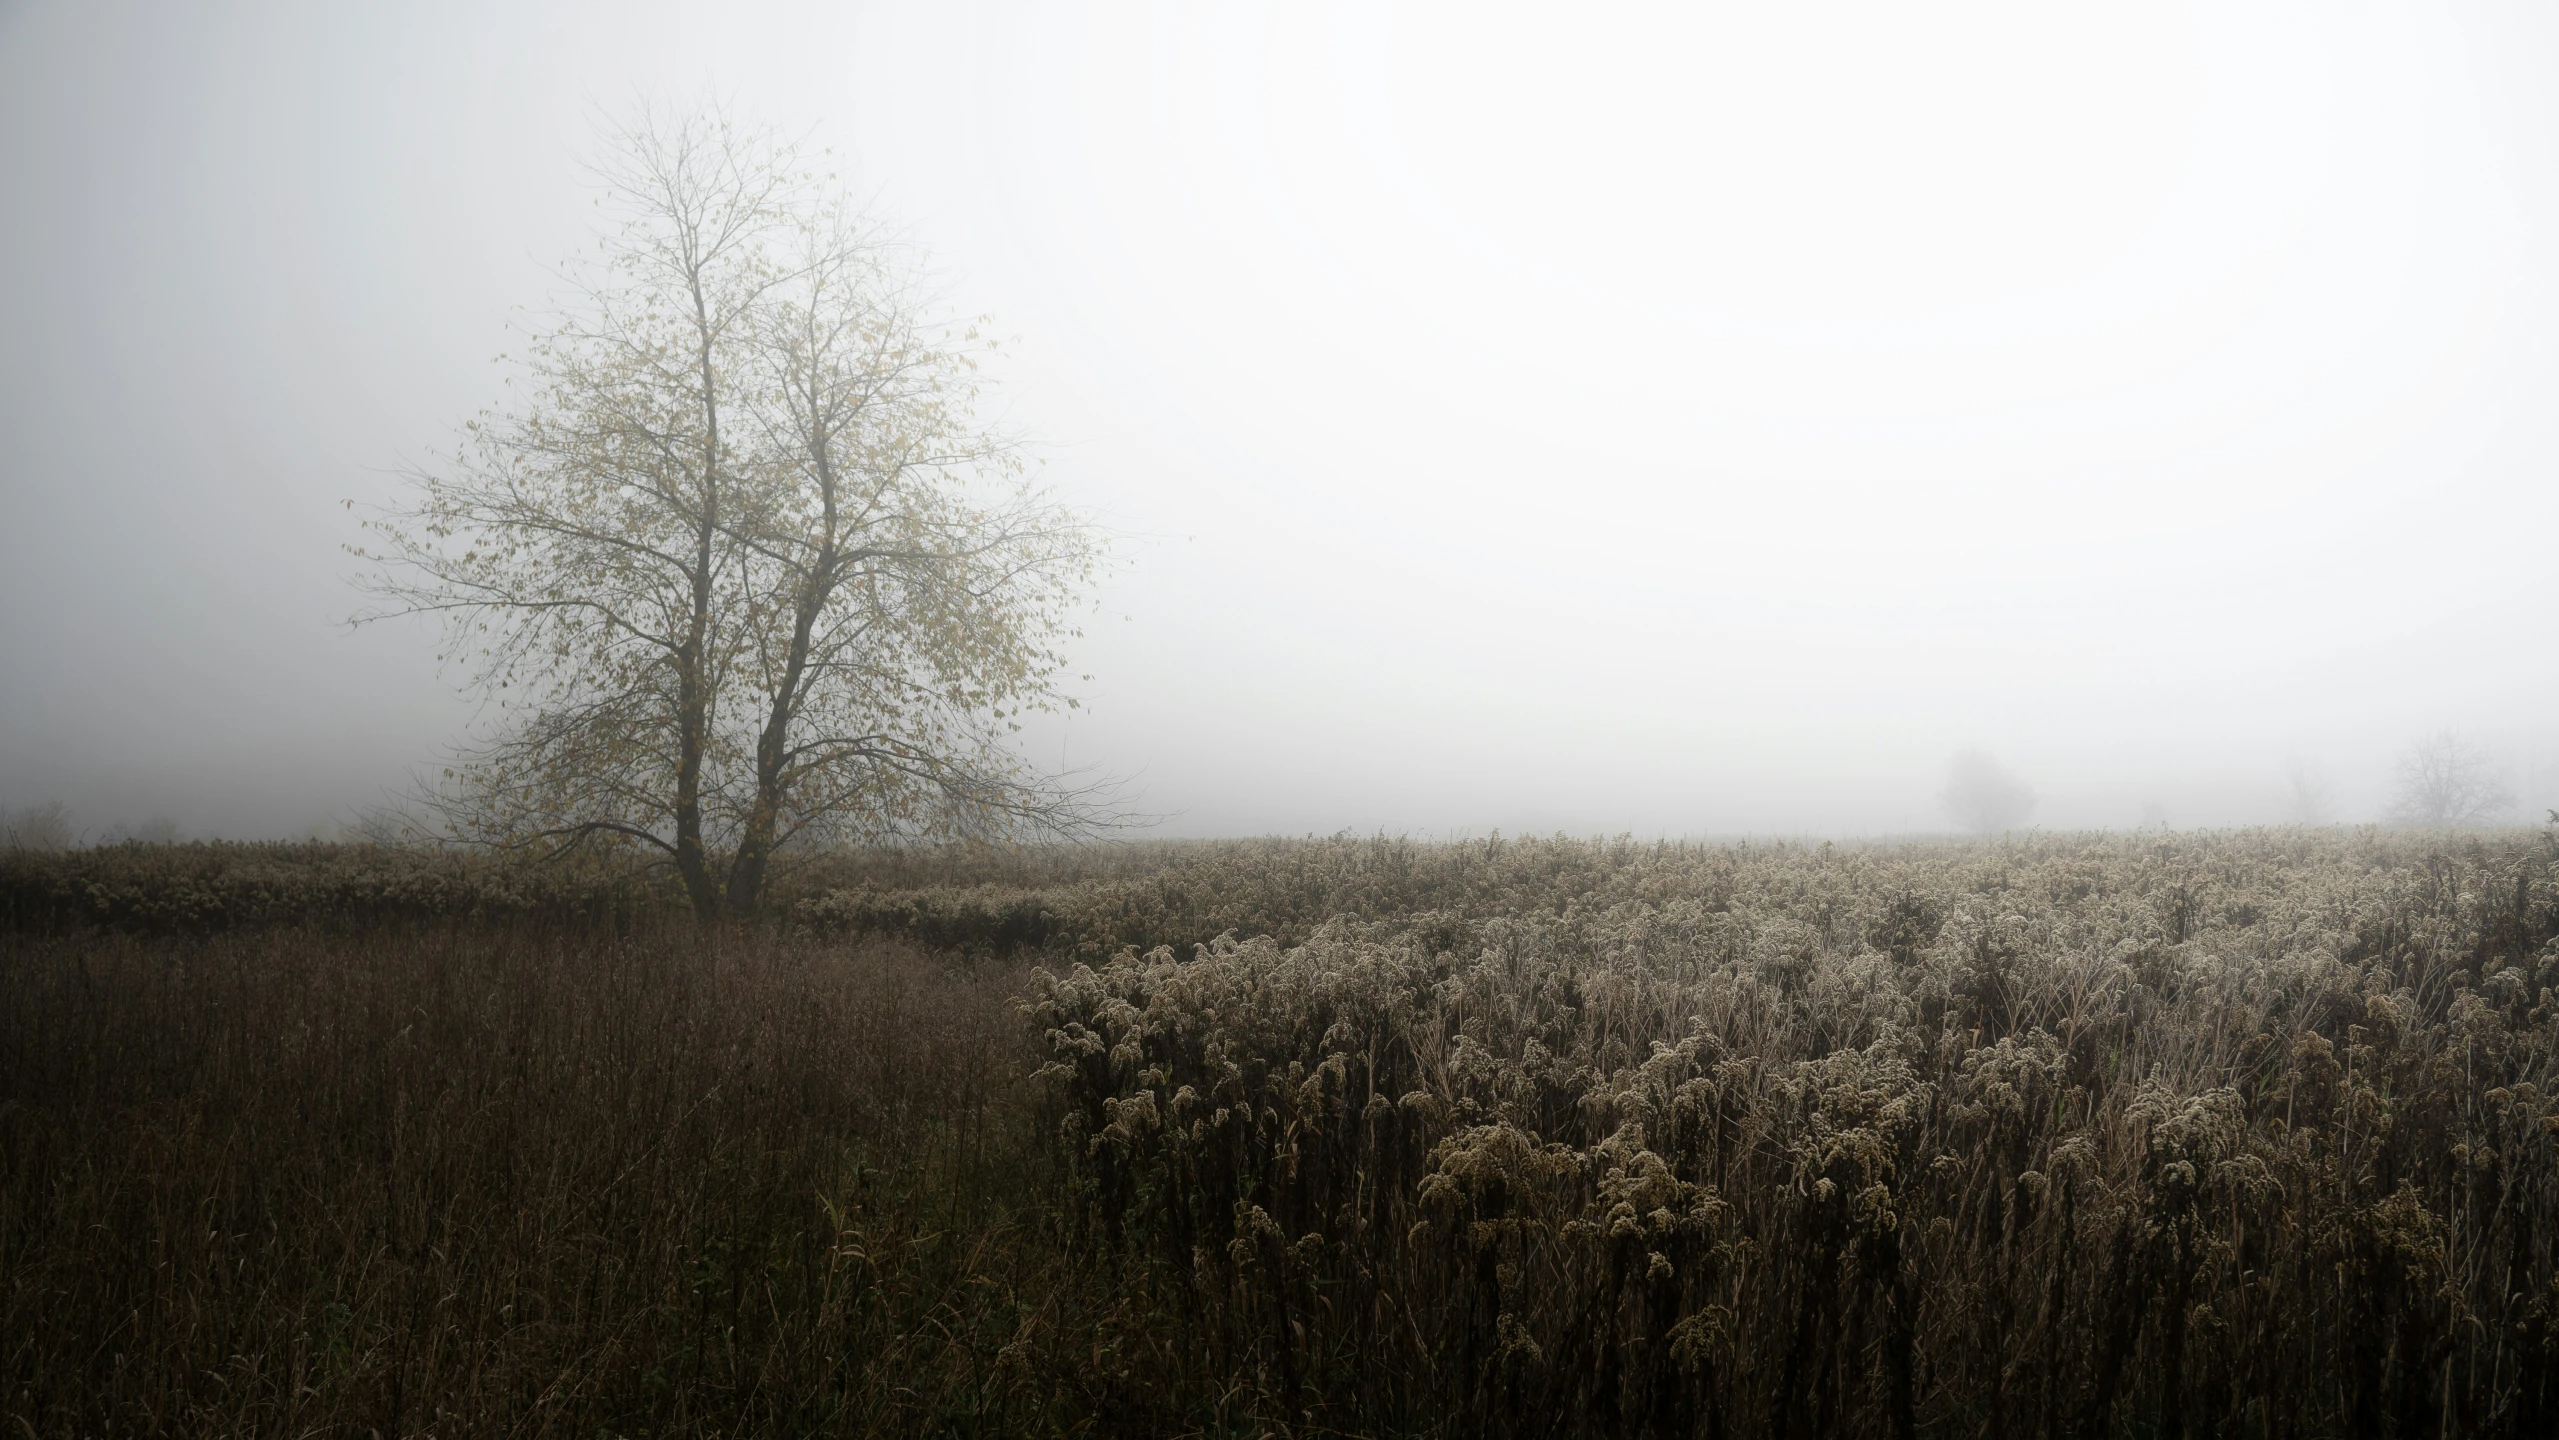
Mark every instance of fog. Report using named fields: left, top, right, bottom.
left=4, top=1, right=2557, bottom=841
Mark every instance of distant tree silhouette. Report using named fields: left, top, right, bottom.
left=2385, top=731, right=2511, bottom=827
left=1940, top=749, right=2037, bottom=835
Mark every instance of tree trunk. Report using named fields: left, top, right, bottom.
left=676, top=286, right=726, bottom=926
left=723, top=558, right=829, bottom=918
left=724, top=402, right=843, bottom=920
left=672, top=648, right=720, bottom=923
left=723, top=732, right=784, bottom=917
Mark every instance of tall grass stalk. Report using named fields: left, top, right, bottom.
left=1, top=926, right=1163, bottom=1437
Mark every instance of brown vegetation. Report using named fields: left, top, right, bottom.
left=7, top=828, right=2559, bottom=1436
left=1, top=924, right=1180, bottom=1436
left=0, top=841, right=664, bottom=934
left=1030, top=831, right=2559, bottom=1436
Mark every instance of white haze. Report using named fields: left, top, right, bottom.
left=3, top=1, right=2556, bottom=839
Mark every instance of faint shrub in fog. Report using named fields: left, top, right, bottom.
left=2, top=802, right=72, bottom=852
left=1938, top=748, right=2036, bottom=834
left=2282, top=757, right=2336, bottom=825
left=2386, top=730, right=2512, bottom=827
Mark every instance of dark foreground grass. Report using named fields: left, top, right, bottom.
left=0, top=925, right=1197, bottom=1437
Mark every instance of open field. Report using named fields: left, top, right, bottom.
left=6, top=828, right=2558, bottom=1436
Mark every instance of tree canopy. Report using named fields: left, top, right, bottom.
left=359, top=106, right=1109, bottom=918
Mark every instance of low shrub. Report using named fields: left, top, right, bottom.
left=0, top=841, right=670, bottom=934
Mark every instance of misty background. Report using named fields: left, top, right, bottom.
left=3, top=1, right=2556, bottom=840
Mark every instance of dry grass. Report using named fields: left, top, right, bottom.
left=1029, top=830, right=2559, bottom=1437
left=8, top=828, right=2559, bottom=1437
left=0, top=923, right=1184, bottom=1437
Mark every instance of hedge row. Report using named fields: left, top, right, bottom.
left=0, top=843, right=671, bottom=934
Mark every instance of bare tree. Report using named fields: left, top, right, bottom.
left=359, top=105, right=1109, bottom=919
left=2384, top=731, right=2512, bottom=828
left=1940, top=748, right=2037, bottom=835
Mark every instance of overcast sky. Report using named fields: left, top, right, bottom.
left=3, top=1, right=2556, bottom=839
